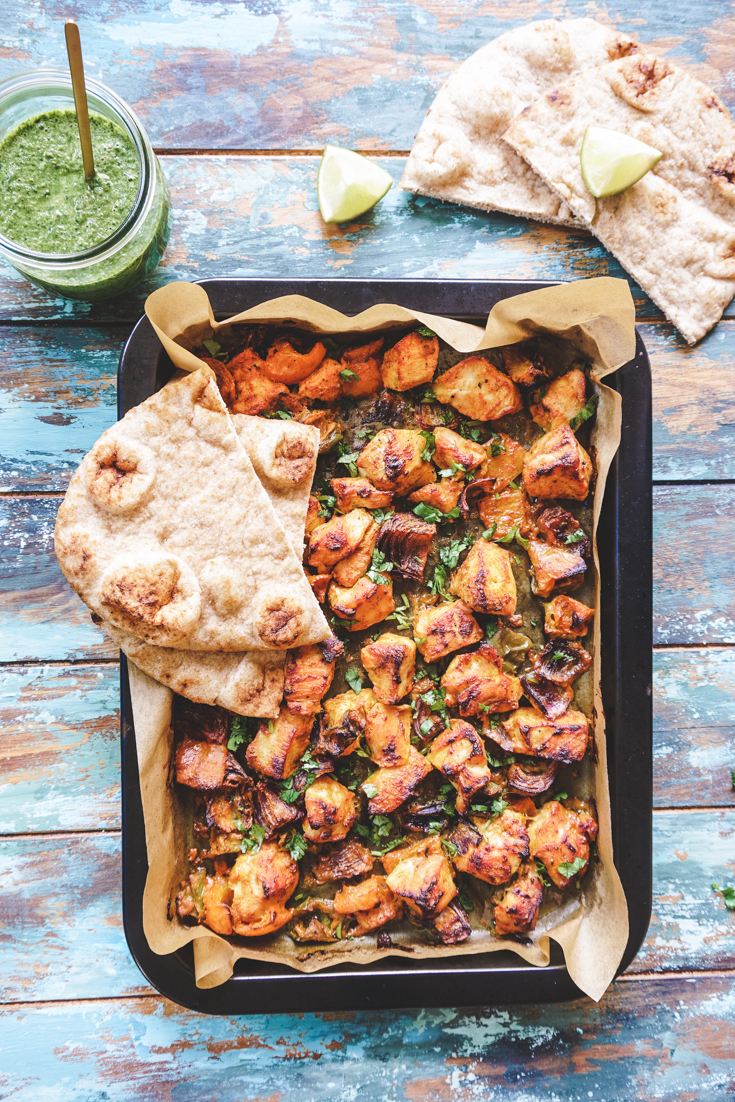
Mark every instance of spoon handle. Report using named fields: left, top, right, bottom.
left=64, top=20, right=95, bottom=181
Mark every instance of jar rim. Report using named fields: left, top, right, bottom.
left=0, top=69, right=154, bottom=265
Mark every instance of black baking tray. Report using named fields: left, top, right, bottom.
left=119, top=278, right=652, bottom=1013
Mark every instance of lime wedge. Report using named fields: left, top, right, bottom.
left=580, top=125, right=662, bottom=198
left=317, top=144, right=393, bottom=223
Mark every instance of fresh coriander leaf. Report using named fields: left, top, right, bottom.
left=507, top=479, right=520, bottom=491
left=732, top=769, right=735, bottom=790
left=202, top=338, right=228, bottom=362
left=367, top=547, right=394, bottom=585
left=334, top=921, right=344, bottom=940
left=558, top=856, right=587, bottom=879
left=530, top=618, right=538, bottom=627
left=279, top=776, right=301, bottom=804
left=426, top=821, right=443, bottom=834
left=387, top=593, right=412, bottom=631
left=414, top=502, right=459, bottom=525
left=496, top=523, right=529, bottom=550
left=712, top=883, right=735, bottom=911
left=565, top=529, right=587, bottom=545
left=535, top=858, right=552, bottom=887
left=371, top=508, right=394, bottom=525
left=482, top=523, right=497, bottom=541
left=421, top=387, right=437, bottom=403
left=275, top=410, right=293, bottom=419
left=458, top=881, right=474, bottom=912
left=419, top=718, right=435, bottom=736
left=551, top=650, right=568, bottom=662
left=284, top=829, right=308, bottom=861
left=555, top=791, right=568, bottom=800
left=428, top=564, right=448, bottom=597
left=489, top=440, right=506, bottom=457
left=345, top=667, right=363, bottom=694
left=414, top=635, right=428, bottom=646
left=322, top=336, right=341, bottom=358
left=442, top=839, right=459, bottom=858
left=570, top=393, right=599, bottom=432
left=439, top=535, right=472, bottom=569
left=416, top=325, right=436, bottom=338
left=339, top=368, right=360, bottom=381
left=419, top=431, right=436, bottom=462
left=336, top=448, right=360, bottom=477
left=240, top=824, right=266, bottom=854
left=362, top=783, right=378, bottom=798
left=490, top=797, right=508, bottom=818
left=300, top=748, right=320, bottom=774
left=267, top=719, right=275, bottom=733
left=227, top=716, right=250, bottom=752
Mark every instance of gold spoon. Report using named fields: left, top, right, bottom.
left=64, top=20, right=95, bottom=180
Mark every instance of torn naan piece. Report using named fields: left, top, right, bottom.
left=55, top=369, right=329, bottom=652
left=106, top=624, right=285, bottom=717
left=400, top=18, right=639, bottom=225
left=503, top=53, right=735, bottom=344
left=232, top=415, right=319, bottom=556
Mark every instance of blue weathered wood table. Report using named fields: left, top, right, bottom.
left=1, top=1, right=734, bottom=1097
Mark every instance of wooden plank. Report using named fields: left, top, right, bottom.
left=0, top=665, right=120, bottom=833
left=3, top=322, right=735, bottom=491
left=2, top=1, right=731, bottom=151
left=0, top=498, right=114, bottom=663
left=0, top=976, right=734, bottom=1100
left=653, top=485, right=735, bottom=645
left=0, top=814, right=732, bottom=1003
left=0, top=328, right=122, bottom=493
left=0, top=156, right=669, bottom=325
left=654, top=648, right=735, bottom=808
left=3, top=486, right=732, bottom=659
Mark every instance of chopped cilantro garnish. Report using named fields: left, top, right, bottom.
left=570, top=393, right=599, bottom=432
left=337, top=442, right=360, bottom=476
left=558, top=856, right=587, bottom=879
left=496, top=523, right=529, bottom=550
left=367, top=547, right=394, bottom=585
left=227, top=716, right=251, bottom=752
left=416, top=325, right=436, bottom=338
left=240, top=824, right=266, bottom=854
left=442, top=838, right=459, bottom=857
left=284, top=829, right=308, bottom=861
left=421, top=387, right=437, bottom=403
left=202, top=337, right=228, bottom=362
left=345, top=667, right=363, bottom=694
left=339, top=368, right=360, bottom=381
left=565, top=529, right=587, bottom=545
left=371, top=508, right=395, bottom=525
left=419, top=431, right=436, bottom=462
left=387, top=593, right=412, bottom=631
left=362, top=783, right=378, bottom=798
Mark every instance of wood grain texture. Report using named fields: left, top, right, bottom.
left=654, top=649, right=735, bottom=808
left=0, top=976, right=734, bottom=1101
left=2, top=0, right=733, bottom=151
left=653, top=485, right=735, bottom=645
left=0, top=328, right=122, bottom=493
left=0, top=156, right=698, bottom=325
left=0, top=665, right=120, bottom=833
left=0, top=814, right=732, bottom=1003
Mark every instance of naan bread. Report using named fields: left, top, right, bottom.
left=503, top=53, right=735, bottom=343
left=232, top=414, right=318, bottom=555
left=400, top=18, right=638, bottom=225
left=55, top=369, right=329, bottom=652
left=107, top=624, right=285, bottom=717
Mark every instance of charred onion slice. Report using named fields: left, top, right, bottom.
left=252, top=781, right=303, bottom=837
left=537, top=506, right=591, bottom=559
left=395, top=796, right=450, bottom=834
left=377, top=512, right=435, bottom=581
left=173, top=697, right=229, bottom=745
left=520, top=672, right=574, bottom=720
left=427, top=900, right=472, bottom=944
left=459, top=477, right=497, bottom=519
left=310, top=839, right=374, bottom=884
left=536, top=640, right=593, bottom=687
left=506, top=759, right=560, bottom=795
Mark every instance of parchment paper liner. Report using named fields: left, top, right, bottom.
left=130, top=276, right=635, bottom=1000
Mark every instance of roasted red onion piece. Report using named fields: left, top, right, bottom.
left=536, top=640, right=593, bottom=687
left=520, top=672, right=574, bottom=720
left=506, top=759, right=560, bottom=795
left=377, top=513, right=435, bottom=581
left=252, top=781, right=303, bottom=837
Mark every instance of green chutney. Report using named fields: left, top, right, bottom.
left=0, top=108, right=140, bottom=253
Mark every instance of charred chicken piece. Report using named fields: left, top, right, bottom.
left=205, top=790, right=253, bottom=834
left=506, top=759, right=560, bottom=796
left=308, top=508, right=374, bottom=574
left=201, top=866, right=234, bottom=935
left=361, top=632, right=416, bottom=704
left=528, top=800, right=598, bottom=889
left=357, top=428, right=436, bottom=495
left=477, top=487, right=531, bottom=541
left=408, top=478, right=463, bottom=515
left=520, top=673, right=574, bottom=721
left=527, top=539, right=586, bottom=599
left=227, top=348, right=289, bottom=415
left=544, top=595, right=595, bottom=640
left=501, top=344, right=552, bottom=388
left=413, top=600, right=483, bottom=663
left=474, top=432, right=526, bottom=487
left=449, top=539, right=517, bottom=617
left=536, top=506, right=591, bottom=561
left=284, top=636, right=343, bottom=716
left=297, top=357, right=344, bottom=402
left=175, top=738, right=248, bottom=791
left=363, top=745, right=433, bottom=814
left=364, top=701, right=412, bottom=767
left=376, top=512, right=435, bottom=581
left=173, top=697, right=230, bottom=745
left=426, top=900, right=472, bottom=944
left=310, top=839, right=374, bottom=884
left=530, top=369, right=587, bottom=431
left=383, top=836, right=457, bottom=918
left=342, top=337, right=384, bottom=363
left=246, top=707, right=314, bottom=780
left=535, top=640, right=593, bottom=688
left=330, top=476, right=394, bottom=513
left=381, top=331, right=439, bottom=391
left=493, top=707, right=589, bottom=764
left=307, top=573, right=331, bottom=604
left=252, top=781, right=303, bottom=838
left=450, top=809, right=530, bottom=886
left=433, top=356, right=523, bottom=421
left=441, top=643, right=523, bottom=717
left=305, top=496, right=321, bottom=535
left=263, top=338, right=326, bottom=384
left=334, top=875, right=404, bottom=934
left=340, top=338, right=384, bottom=399
left=332, top=517, right=380, bottom=587
left=523, top=425, right=592, bottom=501
left=427, top=719, right=494, bottom=813
left=203, top=357, right=236, bottom=405
left=328, top=575, right=395, bottom=631
left=229, top=842, right=299, bottom=936
left=302, top=777, right=358, bottom=843
left=432, top=426, right=487, bottom=472
left=493, top=859, right=544, bottom=936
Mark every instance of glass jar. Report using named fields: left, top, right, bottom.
left=0, top=70, right=171, bottom=301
